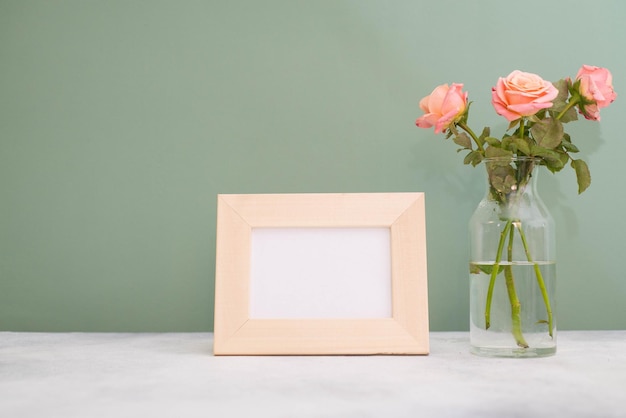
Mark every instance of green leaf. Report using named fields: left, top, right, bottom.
left=507, top=120, right=519, bottom=131
left=530, top=145, right=561, bottom=160
left=485, top=146, right=513, bottom=159
left=488, top=165, right=517, bottom=194
left=531, top=145, right=565, bottom=170
left=550, top=79, right=570, bottom=113
left=561, top=133, right=579, bottom=153
left=559, top=106, right=578, bottom=123
left=558, top=150, right=570, bottom=169
left=500, top=136, right=513, bottom=150
left=501, top=136, right=531, bottom=155
left=470, top=263, right=504, bottom=275
left=447, top=124, right=459, bottom=139
left=463, top=150, right=483, bottom=166
left=484, top=136, right=501, bottom=147
left=530, top=118, right=563, bottom=149
left=571, top=159, right=591, bottom=194
left=516, top=137, right=532, bottom=155
left=545, top=150, right=569, bottom=173
left=452, top=132, right=472, bottom=149
left=476, top=126, right=490, bottom=148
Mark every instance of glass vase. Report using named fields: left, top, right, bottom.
left=469, top=157, right=556, bottom=357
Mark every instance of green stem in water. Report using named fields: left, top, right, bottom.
left=516, top=222, right=554, bottom=337
left=485, top=219, right=513, bottom=329
left=505, top=223, right=529, bottom=348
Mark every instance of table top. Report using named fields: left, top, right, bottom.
left=1, top=331, right=625, bottom=418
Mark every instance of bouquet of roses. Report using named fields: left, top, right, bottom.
left=415, top=65, right=616, bottom=194
left=415, top=66, right=616, bottom=349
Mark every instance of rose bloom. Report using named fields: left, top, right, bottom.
left=575, top=65, right=617, bottom=121
left=491, top=70, right=559, bottom=122
left=415, top=83, right=468, bottom=134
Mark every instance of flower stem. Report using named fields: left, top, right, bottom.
left=503, top=264, right=528, bottom=348
left=506, top=223, right=528, bottom=348
left=556, top=96, right=580, bottom=120
left=516, top=222, right=554, bottom=337
left=485, top=219, right=512, bottom=329
left=457, top=121, right=485, bottom=152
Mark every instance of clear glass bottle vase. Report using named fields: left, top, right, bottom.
left=469, top=157, right=556, bottom=357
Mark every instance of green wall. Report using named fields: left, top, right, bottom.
left=1, top=0, right=625, bottom=331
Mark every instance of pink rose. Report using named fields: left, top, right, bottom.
left=575, top=65, right=617, bottom=121
left=415, top=83, right=468, bottom=134
left=491, top=70, right=559, bottom=122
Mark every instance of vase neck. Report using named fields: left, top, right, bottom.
left=483, top=157, right=541, bottom=210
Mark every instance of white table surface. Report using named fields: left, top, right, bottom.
left=1, top=331, right=625, bottom=418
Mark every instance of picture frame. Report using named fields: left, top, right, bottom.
left=213, top=192, right=429, bottom=355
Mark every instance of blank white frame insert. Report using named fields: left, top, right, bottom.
left=250, top=227, right=392, bottom=319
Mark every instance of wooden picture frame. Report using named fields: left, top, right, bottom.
left=213, top=192, right=429, bottom=355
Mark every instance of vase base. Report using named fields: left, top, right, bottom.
left=470, top=345, right=556, bottom=358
